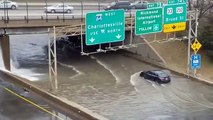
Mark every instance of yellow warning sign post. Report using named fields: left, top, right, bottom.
left=163, top=22, right=186, bottom=33
left=191, top=39, right=202, bottom=53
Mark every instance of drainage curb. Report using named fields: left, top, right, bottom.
left=0, top=69, right=109, bottom=120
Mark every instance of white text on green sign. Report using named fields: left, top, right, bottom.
left=147, top=2, right=162, bottom=8
left=164, top=3, right=187, bottom=24
left=168, top=0, right=186, bottom=4
left=135, top=8, right=163, bottom=35
left=86, top=10, right=125, bottom=46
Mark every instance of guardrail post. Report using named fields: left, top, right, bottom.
left=26, top=0, right=29, bottom=23
left=63, top=1, right=65, bottom=22
left=97, top=0, right=100, bottom=11
left=45, top=0, right=48, bottom=22
left=81, top=1, right=83, bottom=22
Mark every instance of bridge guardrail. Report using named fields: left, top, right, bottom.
left=0, top=1, right=136, bottom=24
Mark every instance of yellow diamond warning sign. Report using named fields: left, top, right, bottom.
left=191, top=39, right=202, bottom=53
left=163, top=22, right=186, bottom=33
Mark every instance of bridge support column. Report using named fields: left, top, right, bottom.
left=0, top=34, right=11, bottom=71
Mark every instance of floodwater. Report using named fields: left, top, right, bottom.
left=0, top=33, right=213, bottom=120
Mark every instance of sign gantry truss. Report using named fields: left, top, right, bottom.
left=48, top=10, right=198, bottom=90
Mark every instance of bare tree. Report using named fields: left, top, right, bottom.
left=191, top=0, right=213, bottom=18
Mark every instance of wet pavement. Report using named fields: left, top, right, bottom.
left=0, top=34, right=213, bottom=120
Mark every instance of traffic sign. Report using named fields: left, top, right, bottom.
left=191, top=54, right=201, bottom=69
left=168, top=0, right=187, bottom=4
left=191, top=39, right=202, bottom=53
left=135, top=8, right=162, bottom=35
left=147, top=2, right=162, bottom=9
left=163, top=22, right=186, bottom=33
left=85, top=10, right=125, bottom=46
left=164, top=3, right=187, bottom=24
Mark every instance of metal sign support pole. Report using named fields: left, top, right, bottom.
left=48, top=26, right=58, bottom=91
left=193, top=9, right=198, bottom=77
left=53, top=26, right=58, bottom=90
left=173, top=33, right=176, bottom=40
left=80, top=24, right=84, bottom=54
left=154, top=33, right=157, bottom=41
left=187, top=10, right=198, bottom=76
left=130, top=15, right=133, bottom=45
left=187, top=14, right=192, bottom=76
left=166, top=33, right=168, bottom=40
left=48, top=29, right=54, bottom=90
left=99, top=44, right=102, bottom=51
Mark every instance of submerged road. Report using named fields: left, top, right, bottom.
left=0, top=73, right=73, bottom=120
left=0, top=33, right=213, bottom=120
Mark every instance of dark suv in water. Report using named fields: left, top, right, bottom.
left=104, top=1, right=131, bottom=10
left=140, top=70, right=171, bottom=83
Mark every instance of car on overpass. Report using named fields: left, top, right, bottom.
left=130, top=1, right=147, bottom=9
left=104, top=1, right=131, bottom=10
left=44, top=4, right=74, bottom=13
left=0, top=0, right=18, bottom=9
left=140, top=70, right=171, bottom=83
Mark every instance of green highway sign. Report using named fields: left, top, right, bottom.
left=85, top=10, right=125, bottom=46
left=135, top=8, right=163, bottom=35
left=168, top=0, right=186, bottom=4
left=147, top=2, right=162, bottom=9
left=164, top=3, right=187, bottom=24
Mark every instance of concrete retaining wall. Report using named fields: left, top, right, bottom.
left=125, top=32, right=165, bottom=65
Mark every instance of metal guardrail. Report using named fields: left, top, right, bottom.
left=0, top=1, right=107, bottom=23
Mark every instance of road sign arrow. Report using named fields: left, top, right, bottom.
left=116, top=34, right=121, bottom=39
left=172, top=25, right=176, bottom=29
left=89, top=38, right=95, bottom=43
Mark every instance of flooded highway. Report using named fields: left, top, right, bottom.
left=1, top=34, right=213, bottom=120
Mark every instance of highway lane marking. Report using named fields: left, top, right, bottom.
left=0, top=85, right=65, bottom=120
